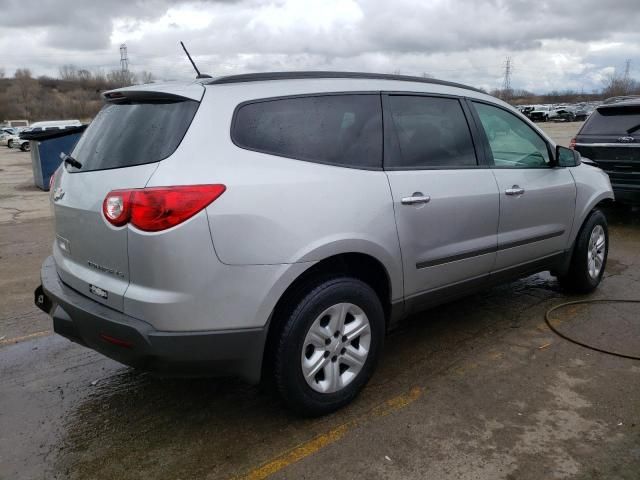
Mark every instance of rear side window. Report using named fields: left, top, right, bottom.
left=386, top=95, right=477, bottom=168
left=71, top=100, right=199, bottom=172
left=581, top=106, right=640, bottom=135
left=232, top=94, right=382, bottom=169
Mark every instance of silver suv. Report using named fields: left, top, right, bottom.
left=36, top=72, right=614, bottom=415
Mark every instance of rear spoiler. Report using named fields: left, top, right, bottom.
left=103, top=82, right=205, bottom=103
left=102, top=90, right=199, bottom=104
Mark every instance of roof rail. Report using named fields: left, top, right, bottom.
left=602, top=95, right=640, bottom=105
left=205, top=71, right=484, bottom=93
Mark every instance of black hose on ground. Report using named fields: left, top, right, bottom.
left=545, top=299, right=640, bottom=361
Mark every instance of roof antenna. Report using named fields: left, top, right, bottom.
left=180, top=41, right=211, bottom=79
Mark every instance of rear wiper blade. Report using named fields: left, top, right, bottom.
left=626, top=124, right=640, bottom=134
left=60, top=152, right=82, bottom=169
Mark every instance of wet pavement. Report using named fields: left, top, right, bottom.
left=1, top=131, right=640, bottom=479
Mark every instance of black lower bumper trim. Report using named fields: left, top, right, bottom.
left=36, top=256, right=266, bottom=383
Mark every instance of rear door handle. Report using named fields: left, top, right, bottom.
left=505, top=185, right=525, bottom=196
left=401, top=193, right=431, bottom=205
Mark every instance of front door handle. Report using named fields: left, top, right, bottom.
left=505, top=185, right=525, bottom=196
left=401, top=193, right=431, bottom=205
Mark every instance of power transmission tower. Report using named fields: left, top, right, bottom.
left=120, top=44, right=129, bottom=74
left=501, top=56, right=513, bottom=101
left=622, top=59, right=632, bottom=94
left=623, top=59, right=631, bottom=80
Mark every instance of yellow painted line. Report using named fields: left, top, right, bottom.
left=234, top=386, right=423, bottom=480
left=0, top=330, right=52, bottom=345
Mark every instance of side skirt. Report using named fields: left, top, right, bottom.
left=403, top=251, right=568, bottom=318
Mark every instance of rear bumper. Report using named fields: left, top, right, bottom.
left=35, top=256, right=266, bottom=383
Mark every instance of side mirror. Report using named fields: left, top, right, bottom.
left=555, top=145, right=581, bottom=167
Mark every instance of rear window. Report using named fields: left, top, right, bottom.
left=581, top=106, right=640, bottom=135
left=71, top=100, right=199, bottom=172
left=232, top=94, right=382, bottom=169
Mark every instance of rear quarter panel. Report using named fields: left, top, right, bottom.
left=146, top=82, right=404, bottom=301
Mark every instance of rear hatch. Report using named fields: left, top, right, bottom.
left=575, top=103, right=640, bottom=189
left=51, top=85, right=202, bottom=311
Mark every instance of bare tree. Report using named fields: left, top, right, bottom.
left=107, top=69, right=137, bottom=88
left=602, top=61, right=638, bottom=98
left=12, top=68, right=41, bottom=119
left=59, top=64, right=78, bottom=82
left=139, top=70, right=154, bottom=84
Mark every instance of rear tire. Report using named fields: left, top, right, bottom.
left=558, top=210, right=608, bottom=293
left=20, top=143, right=30, bottom=152
left=7, top=139, right=13, bottom=148
left=274, top=276, right=384, bottom=416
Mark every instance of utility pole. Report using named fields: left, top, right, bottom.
left=501, top=56, right=513, bottom=102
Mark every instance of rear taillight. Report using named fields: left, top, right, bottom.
left=569, top=137, right=576, bottom=149
left=102, top=184, right=226, bottom=232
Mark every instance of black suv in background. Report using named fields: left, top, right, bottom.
left=573, top=97, right=640, bottom=204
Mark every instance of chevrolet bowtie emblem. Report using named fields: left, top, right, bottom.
left=52, top=187, right=65, bottom=201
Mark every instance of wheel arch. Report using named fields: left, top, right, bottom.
left=260, top=252, right=399, bottom=382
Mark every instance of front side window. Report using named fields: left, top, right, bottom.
left=386, top=95, right=477, bottom=169
left=232, top=94, right=382, bottom=169
left=473, top=102, right=551, bottom=168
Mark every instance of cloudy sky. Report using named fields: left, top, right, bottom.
left=0, top=0, right=639, bottom=93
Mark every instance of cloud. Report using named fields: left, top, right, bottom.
left=0, top=0, right=638, bottom=92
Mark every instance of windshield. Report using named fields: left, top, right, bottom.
left=71, top=99, right=199, bottom=172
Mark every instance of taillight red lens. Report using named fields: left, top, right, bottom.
left=569, top=137, right=576, bottom=150
left=102, top=185, right=225, bottom=232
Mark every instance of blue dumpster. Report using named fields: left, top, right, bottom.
left=21, top=125, right=87, bottom=190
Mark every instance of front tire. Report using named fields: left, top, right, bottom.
left=7, top=139, right=13, bottom=148
left=274, top=276, right=384, bottom=416
left=558, top=209, right=608, bottom=293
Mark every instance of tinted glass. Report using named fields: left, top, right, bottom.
left=581, top=106, right=640, bottom=135
left=474, top=102, right=550, bottom=168
left=233, top=95, right=382, bottom=169
left=71, top=100, right=199, bottom=172
left=386, top=96, right=477, bottom=168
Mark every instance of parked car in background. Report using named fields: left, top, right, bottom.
left=518, top=105, right=535, bottom=119
left=573, top=107, right=590, bottom=121
left=573, top=97, right=640, bottom=204
left=550, top=107, right=576, bottom=122
left=36, top=72, right=613, bottom=415
left=530, top=105, right=552, bottom=122
left=11, top=120, right=83, bottom=153
left=0, top=127, right=18, bottom=147
left=10, top=136, right=31, bottom=152
left=6, top=119, right=29, bottom=128
left=21, top=120, right=82, bottom=134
